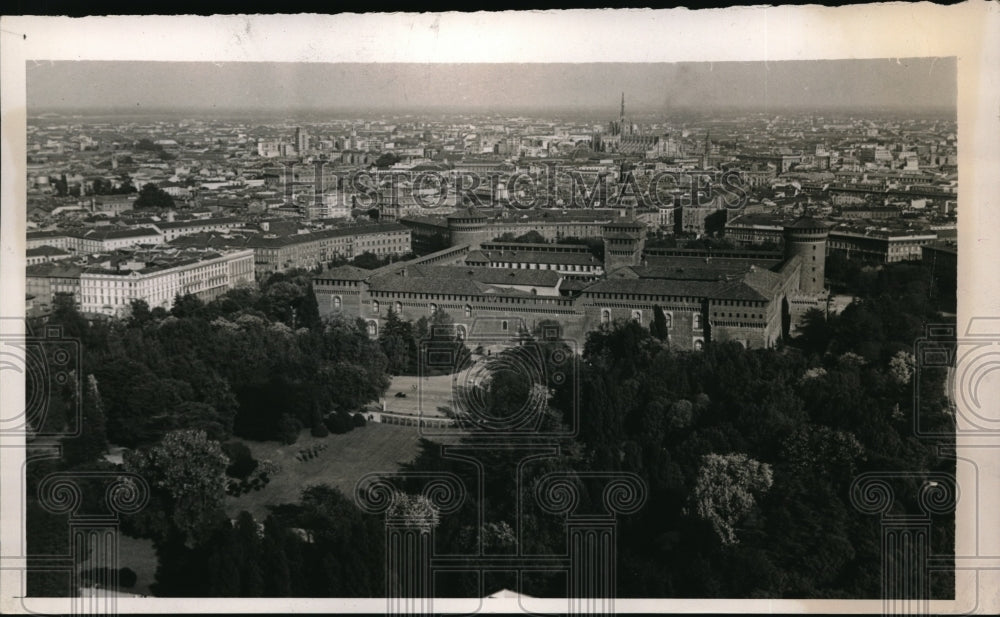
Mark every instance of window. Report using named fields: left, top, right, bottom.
left=601, top=309, right=611, bottom=324
left=372, top=300, right=380, bottom=314
left=501, top=320, right=509, bottom=332
left=631, top=309, right=642, bottom=324
left=429, top=303, right=437, bottom=314
left=394, top=301, right=403, bottom=315
left=693, top=314, right=703, bottom=330
left=366, top=320, right=378, bottom=337
left=465, top=304, right=472, bottom=318
left=664, top=312, right=672, bottom=329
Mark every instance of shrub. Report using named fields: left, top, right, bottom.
left=311, top=423, right=330, bottom=438
left=118, top=567, right=137, bottom=588
left=353, top=413, right=368, bottom=427
left=327, top=411, right=354, bottom=434
left=277, top=414, right=302, bottom=445
left=222, top=441, right=257, bottom=479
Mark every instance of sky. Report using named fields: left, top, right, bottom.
left=27, top=59, right=956, bottom=114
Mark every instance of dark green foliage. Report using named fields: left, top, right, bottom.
left=123, top=430, right=230, bottom=547
left=558, top=236, right=605, bottom=260
left=26, top=499, right=72, bottom=597
left=385, top=296, right=953, bottom=599
left=379, top=307, right=470, bottom=377
left=222, top=441, right=257, bottom=479
left=651, top=305, right=670, bottom=341
left=119, top=567, right=138, bottom=588
left=34, top=276, right=389, bottom=449
left=374, top=152, right=400, bottom=168
left=277, top=414, right=302, bottom=445
left=91, top=176, right=136, bottom=195
left=797, top=307, right=832, bottom=354
left=493, top=230, right=546, bottom=244
left=61, top=374, right=109, bottom=466
left=133, top=183, right=175, bottom=209
left=24, top=250, right=953, bottom=600
left=324, top=410, right=355, bottom=434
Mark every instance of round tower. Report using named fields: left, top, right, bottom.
left=447, top=207, right=490, bottom=248
left=783, top=217, right=830, bottom=295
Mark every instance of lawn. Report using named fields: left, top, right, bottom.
left=383, top=373, right=457, bottom=416
left=382, top=364, right=486, bottom=416
left=225, top=423, right=429, bottom=520
left=77, top=533, right=158, bottom=597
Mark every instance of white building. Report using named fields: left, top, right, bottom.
left=258, top=140, right=282, bottom=158
left=79, top=249, right=255, bottom=317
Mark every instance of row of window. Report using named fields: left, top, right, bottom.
left=712, top=312, right=764, bottom=320
left=600, top=309, right=703, bottom=329
left=486, top=262, right=598, bottom=272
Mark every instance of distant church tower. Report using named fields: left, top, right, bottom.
left=702, top=129, right=712, bottom=170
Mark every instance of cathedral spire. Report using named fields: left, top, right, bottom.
left=620, top=92, right=625, bottom=122
left=703, top=129, right=712, bottom=170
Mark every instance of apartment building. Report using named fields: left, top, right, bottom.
left=79, top=249, right=255, bottom=317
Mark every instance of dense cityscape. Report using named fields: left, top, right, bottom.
left=24, top=93, right=957, bottom=600
left=26, top=100, right=957, bottom=326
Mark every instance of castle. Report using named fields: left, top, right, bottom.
left=313, top=212, right=830, bottom=350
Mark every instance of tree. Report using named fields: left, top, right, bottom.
left=691, top=453, right=774, bottom=546
left=122, top=429, right=230, bottom=546
left=374, top=152, right=401, bottom=168
left=222, top=441, right=258, bottom=479
left=797, top=307, right=832, bottom=355
left=650, top=305, right=670, bottom=341
left=888, top=350, right=915, bottom=385
left=134, top=183, right=175, bottom=209
left=62, top=374, right=109, bottom=466
left=387, top=491, right=441, bottom=531
left=128, top=299, right=153, bottom=327
left=119, top=567, right=138, bottom=588
left=665, top=399, right=694, bottom=431
left=779, top=424, right=864, bottom=484
left=378, top=308, right=414, bottom=374
left=171, top=293, right=205, bottom=319
left=277, top=414, right=302, bottom=444
left=49, top=291, right=89, bottom=342
left=54, top=173, right=69, bottom=196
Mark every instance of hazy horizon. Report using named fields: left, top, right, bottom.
left=28, top=59, right=956, bottom=116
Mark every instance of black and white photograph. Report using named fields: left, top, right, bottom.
left=1, top=7, right=998, bottom=615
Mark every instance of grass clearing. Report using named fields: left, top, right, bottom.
left=78, top=533, right=158, bottom=597
left=225, top=423, right=428, bottom=520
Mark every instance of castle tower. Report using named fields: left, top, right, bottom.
left=602, top=220, right=645, bottom=273
left=783, top=217, right=830, bottom=295
left=447, top=207, right=490, bottom=249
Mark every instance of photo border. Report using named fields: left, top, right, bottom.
left=2, top=4, right=998, bottom=614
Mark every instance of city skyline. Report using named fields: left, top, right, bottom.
left=28, top=59, right=957, bottom=114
